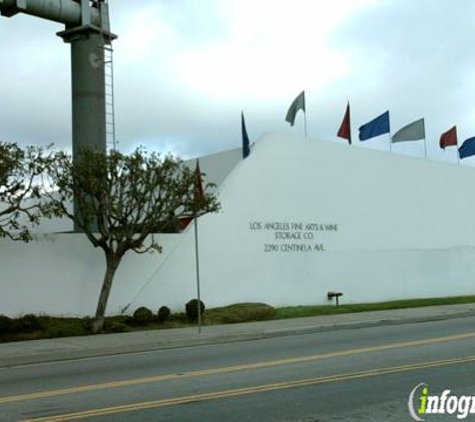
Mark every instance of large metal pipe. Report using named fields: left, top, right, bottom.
left=0, top=0, right=116, bottom=232
left=68, top=30, right=106, bottom=157
left=66, top=29, right=106, bottom=232
left=0, top=0, right=100, bottom=26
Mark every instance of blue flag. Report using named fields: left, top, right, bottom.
left=358, top=111, right=390, bottom=141
left=241, top=111, right=250, bottom=159
left=459, top=136, right=475, bottom=159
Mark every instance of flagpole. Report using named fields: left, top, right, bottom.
left=389, top=133, right=392, bottom=152
left=423, top=137, right=427, bottom=159
left=304, top=112, right=308, bottom=139
left=193, top=215, right=202, bottom=334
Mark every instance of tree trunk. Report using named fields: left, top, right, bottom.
left=92, top=254, right=120, bottom=333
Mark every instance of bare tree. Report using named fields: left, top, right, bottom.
left=0, top=142, right=53, bottom=242
left=48, top=148, right=219, bottom=332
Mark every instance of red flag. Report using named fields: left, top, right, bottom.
left=337, top=102, right=351, bottom=144
left=439, top=126, right=458, bottom=149
left=179, top=216, right=193, bottom=230
left=194, top=160, right=204, bottom=202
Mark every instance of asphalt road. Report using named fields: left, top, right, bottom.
left=3, top=316, right=475, bottom=421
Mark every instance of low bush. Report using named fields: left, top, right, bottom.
left=133, top=306, right=154, bottom=325
left=205, top=303, right=275, bottom=324
left=169, top=312, right=187, bottom=323
left=0, top=315, right=13, bottom=335
left=82, top=317, right=93, bottom=333
left=157, top=306, right=171, bottom=323
left=185, top=299, right=205, bottom=322
left=123, top=315, right=135, bottom=325
left=15, top=314, right=41, bottom=332
left=36, top=316, right=90, bottom=338
left=104, top=319, right=127, bottom=333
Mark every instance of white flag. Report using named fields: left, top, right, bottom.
left=392, top=118, right=425, bottom=143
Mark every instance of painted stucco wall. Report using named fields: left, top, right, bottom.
left=2, top=133, right=475, bottom=316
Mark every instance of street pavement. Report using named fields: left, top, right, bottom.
left=2, top=312, right=475, bottom=421
left=1, top=303, right=475, bottom=367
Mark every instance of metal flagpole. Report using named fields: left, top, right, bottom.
left=194, top=216, right=202, bottom=334
left=389, top=133, right=392, bottom=152
left=304, top=112, right=308, bottom=139
left=424, top=137, right=427, bottom=159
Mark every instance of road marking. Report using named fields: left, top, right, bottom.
left=2, top=331, right=475, bottom=405
left=20, top=354, right=475, bottom=422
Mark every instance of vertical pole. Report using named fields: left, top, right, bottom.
left=70, top=32, right=107, bottom=157
left=80, top=0, right=91, bottom=25
left=60, top=28, right=107, bottom=232
left=194, top=216, right=202, bottom=334
left=389, top=133, right=392, bottom=152
left=348, top=102, right=352, bottom=146
left=304, top=112, right=308, bottom=139
left=422, top=119, right=427, bottom=159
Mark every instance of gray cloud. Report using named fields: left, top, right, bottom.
left=0, top=0, right=474, bottom=165
left=327, top=0, right=475, bottom=158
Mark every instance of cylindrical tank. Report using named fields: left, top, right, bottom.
left=69, top=30, right=107, bottom=157
left=0, top=0, right=116, bottom=231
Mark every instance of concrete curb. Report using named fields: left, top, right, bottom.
left=263, top=310, right=475, bottom=337
left=0, top=333, right=264, bottom=368
left=2, top=309, right=475, bottom=368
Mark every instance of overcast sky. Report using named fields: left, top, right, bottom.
left=0, top=0, right=474, bottom=164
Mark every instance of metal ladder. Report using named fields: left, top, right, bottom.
left=103, top=45, right=117, bottom=151
left=98, top=0, right=117, bottom=151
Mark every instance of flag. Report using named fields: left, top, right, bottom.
left=194, top=160, right=204, bottom=203
left=337, top=102, right=351, bottom=144
left=459, top=136, right=475, bottom=159
left=439, top=126, right=457, bottom=149
left=241, top=111, right=250, bottom=159
left=285, top=91, right=305, bottom=126
left=358, top=111, right=390, bottom=141
left=392, top=118, right=425, bottom=143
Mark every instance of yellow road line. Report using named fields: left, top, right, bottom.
left=21, top=354, right=475, bottom=422
left=2, top=331, right=475, bottom=405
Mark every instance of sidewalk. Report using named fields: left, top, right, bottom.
left=2, top=303, right=475, bottom=368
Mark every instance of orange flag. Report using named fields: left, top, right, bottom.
left=439, top=126, right=458, bottom=149
left=337, top=102, right=351, bottom=144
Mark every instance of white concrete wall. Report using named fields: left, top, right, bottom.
left=184, top=147, right=241, bottom=189
left=2, top=132, right=475, bottom=317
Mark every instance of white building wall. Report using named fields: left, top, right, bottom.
left=2, top=133, right=475, bottom=317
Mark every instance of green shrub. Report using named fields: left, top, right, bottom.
left=169, top=312, right=187, bottom=323
left=157, top=306, right=171, bottom=323
left=123, top=315, right=135, bottom=325
left=42, top=317, right=91, bottom=338
left=104, top=320, right=127, bottom=333
left=82, top=317, right=93, bottom=333
left=206, top=303, right=275, bottom=324
left=133, top=307, right=154, bottom=325
left=15, top=314, right=41, bottom=332
left=185, top=299, right=205, bottom=322
left=0, top=315, right=13, bottom=335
